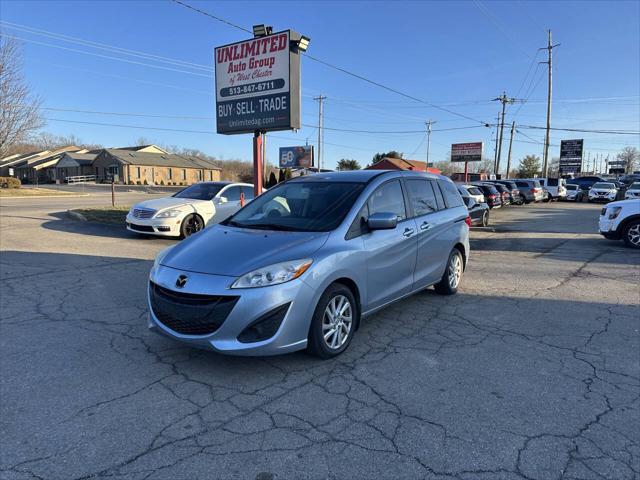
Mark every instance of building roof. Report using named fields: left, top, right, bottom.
left=13, top=146, right=83, bottom=170
left=115, top=144, right=168, bottom=154
left=101, top=149, right=221, bottom=170
left=57, top=152, right=98, bottom=167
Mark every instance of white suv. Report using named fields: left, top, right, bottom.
left=599, top=199, right=640, bottom=249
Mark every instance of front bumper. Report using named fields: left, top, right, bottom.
left=147, top=264, right=317, bottom=356
left=126, top=213, right=182, bottom=237
left=589, top=194, right=616, bottom=203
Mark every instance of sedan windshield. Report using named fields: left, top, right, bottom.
left=226, top=181, right=364, bottom=232
left=173, top=183, right=225, bottom=200
left=592, top=182, right=615, bottom=189
left=630, top=182, right=640, bottom=190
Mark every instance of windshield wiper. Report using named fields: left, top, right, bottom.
left=242, top=223, right=299, bottom=231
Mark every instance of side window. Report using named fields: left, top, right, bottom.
left=405, top=178, right=438, bottom=216
left=430, top=180, right=446, bottom=210
left=367, top=180, right=406, bottom=220
left=223, top=186, right=242, bottom=201
left=438, top=180, right=465, bottom=208
left=346, top=204, right=369, bottom=240
left=516, top=181, right=527, bottom=188
left=241, top=186, right=255, bottom=200
left=469, top=187, right=482, bottom=196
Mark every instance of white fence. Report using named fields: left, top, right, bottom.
left=66, top=175, right=96, bottom=184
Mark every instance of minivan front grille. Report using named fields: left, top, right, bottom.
left=133, top=208, right=155, bottom=219
left=149, top=282, right=239, bottom=335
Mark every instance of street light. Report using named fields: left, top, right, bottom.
left=296, top=35, right=311, bottom=52
left=253, top=24, right=273, bottom=37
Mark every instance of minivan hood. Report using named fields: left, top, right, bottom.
left=161, top=225, right=330, bottom=276
left=133, top=196, right=209, bottom=211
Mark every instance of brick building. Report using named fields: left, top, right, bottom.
left=365, top=157, right=441, bottom=174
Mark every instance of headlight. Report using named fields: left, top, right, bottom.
left=231, top=259, right=312, bottom=289
left=608, top=207, right=623, bottom=220
left=155, top=208, right=183, bottom=218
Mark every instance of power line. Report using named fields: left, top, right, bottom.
left=170, top=0, right=490, bottom=126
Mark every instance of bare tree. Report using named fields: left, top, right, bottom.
left=0, top=37, right=44, bottom=158
left=617, top=146, right=639, bottom=174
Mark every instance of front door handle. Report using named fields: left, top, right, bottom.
left=403, top=228, right=415, bottom=237
left=419, top=221, right=431, bottom=231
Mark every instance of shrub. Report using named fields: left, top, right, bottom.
left=159, top=180, right=165, bottom=185
left=0, top=177, right=22, bottom=189
left=143, top=179, right=148, bottom=185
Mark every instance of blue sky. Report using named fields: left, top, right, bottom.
left=1, top=0, right=639, bottom=170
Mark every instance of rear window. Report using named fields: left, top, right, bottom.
left=438, top=180, right=465, bottom=208
left=566, top=184, right=578, bottom=190
left=532, top=181, right=541, bottom=188
left=515, top=181, right=528, bottom=188
left=468, top=187, right=483, bottom=196
left=547, top=178, right=559, bottom=186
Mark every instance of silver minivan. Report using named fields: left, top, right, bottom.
left=148, top=170, right=470, bottom=358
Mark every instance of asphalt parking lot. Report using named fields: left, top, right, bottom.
left=1, top=195, right=639, bottom=480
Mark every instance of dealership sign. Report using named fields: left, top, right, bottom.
left=215, top=31, right=301, bottom=134
left=559, top=139, right=584, bottom=174
left=279, top=145, right=314, bottom=168
left=451, top=142, right=483, bottom=162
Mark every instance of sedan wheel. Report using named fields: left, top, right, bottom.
left=180, top=214, right=204, bottom=238
left=481, top=210, right=489, bottom=227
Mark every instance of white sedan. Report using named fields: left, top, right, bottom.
left=126, top=182, right=253, bottom=238
left=624, top=182, right=640, bottom=200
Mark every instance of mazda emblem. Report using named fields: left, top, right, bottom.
left=175, top=275, right=188, bottom=289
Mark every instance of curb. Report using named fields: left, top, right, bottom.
left=0, top=194, right=90, bottom=199
left=67, top=209, right=88, bottom=222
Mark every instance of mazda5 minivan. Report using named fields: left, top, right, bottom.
left=148, top=170, right=470, bottom=358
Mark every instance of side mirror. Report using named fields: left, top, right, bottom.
left=368, top=212, right=398, bottom=230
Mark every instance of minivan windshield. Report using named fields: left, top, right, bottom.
left=225, top=181, right=365, bottom=232
left=592, top=182, right=615, bottom=189
left=173, top=183, right=225, bottom=200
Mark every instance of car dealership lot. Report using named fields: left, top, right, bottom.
left=1, top=198, right=638, bottom=479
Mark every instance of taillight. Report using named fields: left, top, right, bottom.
left=488, top=194, right=496, bottom=199
left=465, top=215, right=472, bottom=227
left=532, top=188, right=538, bottom=193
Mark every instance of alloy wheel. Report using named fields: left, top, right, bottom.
left=448, top=253, right=463, bottom=289
left=322, top=295, right=353, bottom=350
left=184, top=215, right=203, bottom=236
left=628, top=224, right=640, bottom=247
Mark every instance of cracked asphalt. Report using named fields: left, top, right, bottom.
left=1, top=195, right=639, bottom=480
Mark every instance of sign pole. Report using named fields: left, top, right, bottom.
left=253, top=131, right=264, bottom=197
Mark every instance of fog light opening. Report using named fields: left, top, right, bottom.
left=237, top=303, right=290, bottom=343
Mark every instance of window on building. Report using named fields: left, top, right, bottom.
left=209, top=171, right=213, bottom=181
left=182, top=169, right=186, bottom=180
left=168, top=169, right=173, bottom=180
left=367, top=180, right=406, bottom=220
left=136, top=167, right=141, bottom=178
left=197, top=170, right=202, bottom=181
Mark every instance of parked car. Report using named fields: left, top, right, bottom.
left=571, top=176, right=606, bottom=194
left=564, top=184, right=584, bottom=202
left=489, top=182, right=512, bottom=206
left=624, top=182, right=640, bottom=200
left=588, top=182, right=618, bottom=203
left=148, top=170, right=470, bottom=358
left=462, top=196, right=490, bottom=227
left=537, top=178, right=567, bottom=201
left=126, top=182, right=253, bottom=238
left=472, top=183, right=502, bottom=209
left=620, top=174, right=640, bottom=186
left=513, top=179, right=545, bottom=203
left=491, top=180, right=523, bottom=205
left=599, top=199, right=640, bottom=249
left=457, top=184, right=485, bottom=204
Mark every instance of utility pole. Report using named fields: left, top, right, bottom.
left=426, top=120, right=436, bottom=166
left=540, top=30, right=560, bottom=178
left=587, top=151, right=591, bottom=173
left=506, top=121, right=516, bottom=179
left=493, top=92, right=524, bottom=176
left=314, top=95, right=326, bottom=171
left=493, top=113, right=501, bottom=173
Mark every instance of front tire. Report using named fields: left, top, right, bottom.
left=622, top=219, right=640, bottom=249
left=434, top=249, right=464, bottom=295
left=481, top=210, right=489, bottom=227
left=180, top=213, right=204, bottom=238
left=308, top=284, right=358, bottom=359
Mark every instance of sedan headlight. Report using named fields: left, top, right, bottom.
left=231, top=259, right=312, bottom=289
left=155, top=208, right=183, bottom=218
left=608, top=206, right=623, bottom=220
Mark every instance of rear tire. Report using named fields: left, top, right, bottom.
left=308, top=284, right=358, bottom=359
left=481, top=210, right=489, bottom=227
left=622, top=219, right=640, bottom=249
left=434, top=249, right=464, bottom=296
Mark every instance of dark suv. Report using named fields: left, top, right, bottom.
left=473, top=183, right=503, bottom=209
left=491, top=180, right=523, bottom=205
